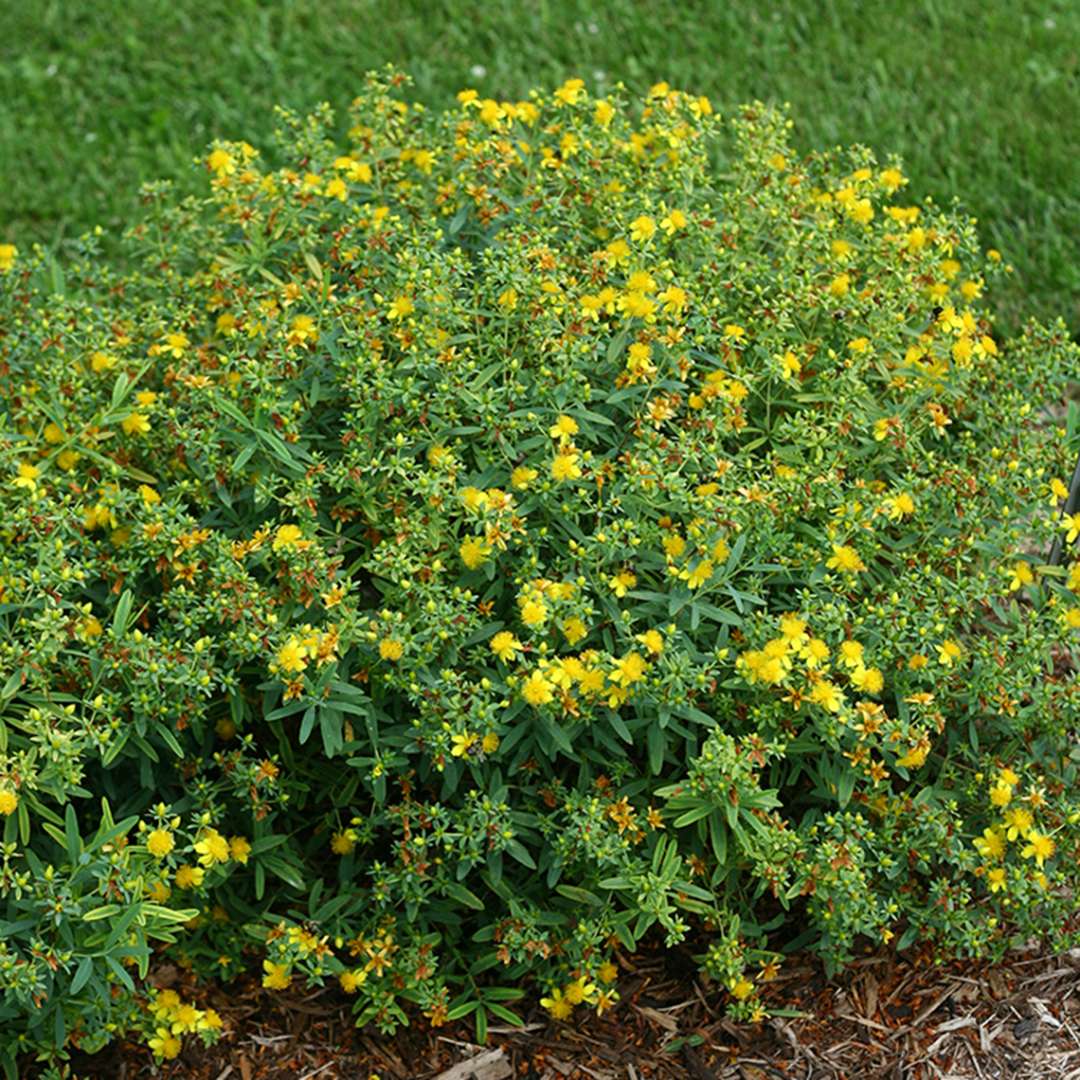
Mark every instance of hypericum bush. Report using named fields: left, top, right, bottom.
left=2, top=68, right=1079, bottom=1072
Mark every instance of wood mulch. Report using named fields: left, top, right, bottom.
left=57, top=942, right=1080, bottom=1080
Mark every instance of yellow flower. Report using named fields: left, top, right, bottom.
left=597, top=962, right=618, bottom=984
left=207, top=148, right=235, bottom=176
left=937, top=640, right=962, bottom=666
left=838, top=640, right=864, bottom=669
left=387, top=295, right=415, bottom=320
left=229, top=836, right=252, bottom=864
left=13, top=462, right=39, bottom=492
left=148, top=1027, right=182, bottom=1060
left=122, top=412, right=151, bottom=436
left=1008, top=561, right=1034, bottom=591
left=880, top=167, right=907, bottom=193
left=200, top=1008, right=223, bottom=1031
left=146, top=828, right=175, bottom=858
left=171, top=1002, right=202, bottom=1033
left=549, top=414, right=579, bottom=441
left=276, top=638, right=308, bottom=674
left=1003, top=806, right=1033, bottom=840
left=272, top=523, right=305, bottom=551
left=553, top=78, right=586, bottom=106
left=520, top=598, right=547, bottom=626
left=195, top=829, right=230, bottom=867
left=174, top=864, right=205, bottom=889
left=660, top=208, right=687, bottom=235
left=451, top=732, right=477, bottom=758
left=551, top=450, right=582, bottom=482
left=609, top=652, right=648, bottom=687
left=562, top=617, right=588, bottom=645
left=459, top=536, right=491, bottom=569
left=0, top=243, right=18, bottom=273
left=163, top=332, right=190, bottom=358
left=490, top=631, right=522, bottom=662
left=801, top=638, right=830, bottom=668
left=563, top=976, right=597, bottom=1005
left=511, top=466, right=538, bottom=489
left=729, top=977, right=754, bottom=1001
left=1062, top=513, right=1080, bottom=544
left=896, top=742, right=929, bottom=769
left=146, top=880, right=171, bottom=903
left=1021, top=831, right=1055, bottom=868
left=809, top=680, right=843, bottom=713
left=0, top=789, right=17, bottom=816
left=831, top=238, right=854, bottom=261
left=828, top=273, right=850, bottom=297
left=972, top=826, right=1005, bottom=860
left=331, top=829, right=357, bottom=855
left=883, top=492, right=915, bottom=520
left=608, top=569, right=637, bottom=597
left=987, top=867, right=1007, bottom=893
left=340, top=969, right=363, bottom=993
left=849, top=197, right=874, bottom=224
left=683, top=558, right=714, bottom=589
left=540, top=987, right=573, bottom=1020
left=289, top=314, right=318, bottom=344
left=851, top=666, right=884, bottom=695
left=1049, top=478, right=1070, bottom=505
left=522, top=671, right=554, bottom=706
left=629, top=216, right=656, bottom=243
left=379, top=638, right=404, bottom=661
left=262, top=960, right=292, bottom=990
left=989, top=781, right=1013, bottom=808
left=827, top=544, right=866, bottom=573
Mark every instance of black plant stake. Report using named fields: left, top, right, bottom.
left=1048, top=445, right=1080, bottom=566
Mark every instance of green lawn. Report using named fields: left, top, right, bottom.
left=2, top=0, right=1077, bottom=334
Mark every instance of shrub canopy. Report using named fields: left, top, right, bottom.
left=1, top=70, right=1079, bottom=1068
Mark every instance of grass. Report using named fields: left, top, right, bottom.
left=1, top=0, right=1077, bottom=334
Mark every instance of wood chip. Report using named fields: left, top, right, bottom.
left=633, top=1005, right=679, bottom=1033
left=432, top=1047, right=512, bottom=1080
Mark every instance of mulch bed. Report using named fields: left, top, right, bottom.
left=58, top=944, right=1080, bottom=1080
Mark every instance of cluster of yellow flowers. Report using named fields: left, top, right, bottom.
left=141, top=816, right=251, bottom=902
left=973, top=767, right=1059, bottom=894
left=540, top=967, right=618, bottom=1019
left=146, top=989, right=223, bottom=1060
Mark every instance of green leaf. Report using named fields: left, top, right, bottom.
left=64, top=803, right=81, bottom=863
left=672, top=802, right=712, bottom=828
left=112, top=589, right=133, bottom=637
left=647, top=723, right=666, bottom=774
left=555, top=884, right=601, bottom=906
left=82, top=904, right=120, bottom=922
left=299, top=706, right=317, bottom=744
left=445, top=883, right=484, bottom=910
left=70, top=956, right=94, bottom=995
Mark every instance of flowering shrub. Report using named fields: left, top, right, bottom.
left=2, top=69, right=1080, bottom=1070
